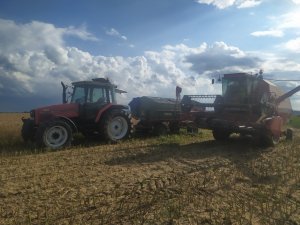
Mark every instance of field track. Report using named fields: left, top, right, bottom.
left=0, top=113, right=300, bottom=224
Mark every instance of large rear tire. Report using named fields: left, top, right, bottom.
left=36, top=120, right=72, bottom=149
left=102, top=110, right=131, bottom=142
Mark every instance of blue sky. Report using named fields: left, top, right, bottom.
left=0, top=0, right=300, bottom=111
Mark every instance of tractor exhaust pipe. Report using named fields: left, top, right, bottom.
left=61, top=81, right=67, bottom=104
left=276, top=85, right=300, bottom=105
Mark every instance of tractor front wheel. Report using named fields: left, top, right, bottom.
left=102, top=111, right=131, bottom=142
left=36, top=120, right=72, bottom=149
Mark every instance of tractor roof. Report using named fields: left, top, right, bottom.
left=72, top=77, right=113, bottom=87
left=223, top=73, right=253, bottom=78
left=72, top=78, right=127, bottom=93
left=72, top=80, right=114, bottom=87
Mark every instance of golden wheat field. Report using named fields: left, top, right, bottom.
left=0, top=113, right=300, bottom=224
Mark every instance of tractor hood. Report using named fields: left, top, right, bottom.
left=33, top=103, right=79, bottom=124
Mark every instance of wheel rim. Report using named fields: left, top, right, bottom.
left=272, top=134, right=280, bottom=145
left=107, top=116, right=128, bottom=140
left=44, top=125, right=68, bottom=148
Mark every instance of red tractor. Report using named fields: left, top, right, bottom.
left=21, top=78, right=132, bottom=149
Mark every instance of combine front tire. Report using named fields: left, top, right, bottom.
left=102, top=110, right=131, bottom=142
left=36, top=120, right=72, bottom=149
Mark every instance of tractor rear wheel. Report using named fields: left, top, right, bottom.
left=36, top=120, right=72, bottom=149
left=102, top=110, right=131, bottom=142
left=212, top=129, right=231, bottom=141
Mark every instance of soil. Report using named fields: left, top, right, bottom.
left=0, top=115, right=300, bottom=224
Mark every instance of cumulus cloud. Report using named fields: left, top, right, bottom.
left=251, top=30, right=284, bottom=37
left=282, top=37, right=300, bottom=53
left=251, top=11, right=300, bottom=38
left=185, top=42, right=262, bottom=74
left=277, top=11, right=300, bottom=30
left=195, top=0, right=262, bottom=9
left=292, top=0, right=300, bottom=4
left=0, top=18, right=299, bottom=111
left=105, top=28, right=127, bottom=40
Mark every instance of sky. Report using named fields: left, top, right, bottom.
left=0, top=0, right=300, bottom=112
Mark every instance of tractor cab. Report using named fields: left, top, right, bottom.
left=65, top=78, right=126, bottom=121
left=71, top=79, right=116, bottom=104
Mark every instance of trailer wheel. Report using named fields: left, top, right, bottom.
left=169, top=122, right=180, bottom=134
left=36, top=120, right=72, bottom=149
left=153, top=123, right=168, bottom=136
left=212, top=129, right=230, bottom=141
left=102, top=110, right=131, bottom=142
left=265, top=134, right=280, bottom=146
left=286, top=128, right=293, bottom=141
left=257, top=133, right=280, bottom=147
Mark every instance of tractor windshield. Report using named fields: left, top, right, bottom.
left=71, top=86, right=86, bottom=104
left=71, top=85, right=116, bottom=104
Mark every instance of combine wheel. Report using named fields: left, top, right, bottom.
left=212, top=129, right=230, bottom=141
left=102, top=110, right=131, bottom=142
left=36, top=120, right=72, bottom=149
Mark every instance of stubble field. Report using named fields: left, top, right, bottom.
left=0, top=113, right=300, bottom=224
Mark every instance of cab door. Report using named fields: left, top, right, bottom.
left=83, top=86, right=111, bottom=121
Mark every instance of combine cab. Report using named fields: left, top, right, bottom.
left=22, top=78, right=131, bottom=149
left=181, top=73, right=300, bottom=146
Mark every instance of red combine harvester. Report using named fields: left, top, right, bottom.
left=21, top=78, right=131, bottom=149
left=181, top=73, right=300, bottom=146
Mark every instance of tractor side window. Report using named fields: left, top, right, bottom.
left=71, top=87, right=86, bottom=104
left=90, top=87, right=109, bottom=103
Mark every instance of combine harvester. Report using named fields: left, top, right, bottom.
left=181, top=72, right=300, bottom=146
